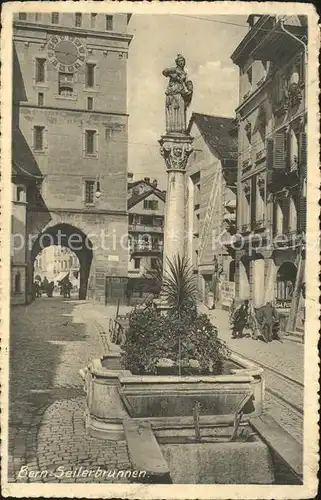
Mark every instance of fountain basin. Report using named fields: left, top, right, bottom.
left=81, top=352, right=264, bottom=441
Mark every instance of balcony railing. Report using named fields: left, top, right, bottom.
left=130, top=242, right=163, bottom=254
left=255, top=148, right=266, bottom=163
left=129, top=223, right=164, bottom=233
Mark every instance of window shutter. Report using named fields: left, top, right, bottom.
left=299, top=132, right=307, bottom=176
left=299, top=132, right=307, bottom=233
left=274, top=130, right=286, bottom=169
left=266, top=138, right=274, bottom=183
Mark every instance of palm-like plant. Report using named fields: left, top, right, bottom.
left=162, top=254, right=197, bottom=317
left=144, top=254, right=197, bottom=316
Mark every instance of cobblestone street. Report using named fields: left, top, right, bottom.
left=8, top=297, right=304, bottom=484
left=8, top=297, right=130, bottom=484
left=199, top=305, right=304, bottom=444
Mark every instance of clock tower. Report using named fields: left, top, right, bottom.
left=12, top=11, right=133, bottom=302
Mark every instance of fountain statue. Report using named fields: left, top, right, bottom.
left=159, top=55, right=194, bottom=275
left=162, top=54, right=193, bottom=134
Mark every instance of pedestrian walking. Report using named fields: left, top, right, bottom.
left=65, top=279, right=72, bottom=298
left=260, top=301, right=279, bottom=342
left=46, top=281, right=54, bottom=298
left=231, top=299, right=249, bottom=339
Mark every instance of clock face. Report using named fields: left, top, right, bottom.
left=47, top=35, right=86, bottom=73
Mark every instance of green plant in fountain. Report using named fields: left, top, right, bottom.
left=122, top=254, right=229, bottom=375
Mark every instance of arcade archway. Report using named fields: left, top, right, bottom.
left=31, top=224, right=93, bottom=300
left=276, top=261, right=297, bottom=306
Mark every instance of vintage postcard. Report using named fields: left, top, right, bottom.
left=0, top=1, right=319, bottom=498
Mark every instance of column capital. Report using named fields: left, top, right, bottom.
left=159, top=133, right=193, bottom=172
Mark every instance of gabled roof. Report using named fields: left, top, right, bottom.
left=187, top=113, right=237, bottom=161
left=128, top=187, right=166, bottom=210
left=12, top=128, right=43, bottom=180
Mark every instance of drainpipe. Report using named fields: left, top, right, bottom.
left=279, top=20, right=307, bottom=75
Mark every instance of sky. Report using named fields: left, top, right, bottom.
left=127, top=14, right=248, bottom=189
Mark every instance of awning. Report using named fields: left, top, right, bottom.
left=55, top=272, right=70, bottom=284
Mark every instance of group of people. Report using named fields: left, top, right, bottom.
left=230, top=299, right=281, bottom=343
left=32, top=277, right=54, bottom=299
left=32, top=277, right=73, bottom=299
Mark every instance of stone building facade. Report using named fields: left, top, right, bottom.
left=11, top=165, right=30, bottom=305
left=13, top=11, right=132, bottom=301
left=231, top=15, right=307, bottom=334
left=185, top=113, right=237, bottom=308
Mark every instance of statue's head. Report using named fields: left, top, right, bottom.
left=175, top=54, right=186, bottom=69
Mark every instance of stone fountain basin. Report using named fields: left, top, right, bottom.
left=81, top=352, right=264, bottom=441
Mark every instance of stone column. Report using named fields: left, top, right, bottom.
left=159, top=134, right=193, bottom=272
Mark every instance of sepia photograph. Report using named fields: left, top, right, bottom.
left=0, top=2, right=319, bottom=499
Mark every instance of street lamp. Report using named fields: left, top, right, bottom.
left=95, top=177, right=101, bottom=199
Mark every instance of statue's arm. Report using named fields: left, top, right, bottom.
left=162, top=67, right=177, bottom=77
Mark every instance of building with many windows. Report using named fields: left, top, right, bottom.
left=231, top=15, right=307, bottom=335
left=185, top=113, right=238, bottom=308
left=34, top=245, right=80, bottom=286
left=127, top=175, right=165, bottom=278
left=12, top=11, right=132, bottom=300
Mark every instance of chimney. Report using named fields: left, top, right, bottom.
left=127, top=172, right=134, bottom=180
left=144, top=177, right=150, bottom=183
